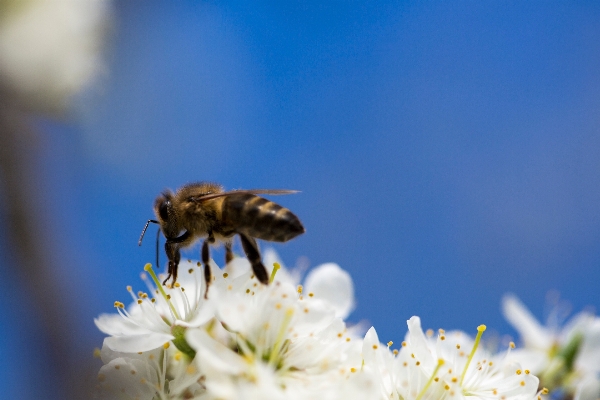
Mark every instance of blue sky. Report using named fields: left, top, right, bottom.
left=3, top=1, right=600, bottom=397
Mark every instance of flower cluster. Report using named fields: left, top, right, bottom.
left=94, top=250, right=578, bottom=400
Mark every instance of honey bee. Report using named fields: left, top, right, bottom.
left=138, top=182, right=305, bottom=296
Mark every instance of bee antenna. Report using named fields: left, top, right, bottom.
left=138, top=219, right=159, bottom=246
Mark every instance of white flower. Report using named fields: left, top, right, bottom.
left=502, top=294, right=600, bottom=395
left=95, top=342, right=203, bottom=399
left=0, top=0, right=111, bottom=112
left=362, top=316, right=541, bottom=400
left=183, top=257, right=364, bottom=399
left=95, top=261, right=214, bottom=353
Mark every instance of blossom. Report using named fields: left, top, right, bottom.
left=362, top=317, right=541, bottom=400
left=0, top=0, right=111, bottom=112
left=94, top=260, right=214, bottom=353
left=502, top=294, right=600, bottom=398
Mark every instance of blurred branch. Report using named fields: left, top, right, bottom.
left=0, top=93, right=95, bottom=399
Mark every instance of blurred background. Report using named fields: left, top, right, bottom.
left=1, top=1, right=600, bottom=398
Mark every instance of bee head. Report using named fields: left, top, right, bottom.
left=154, top=191, right=179, bottom=238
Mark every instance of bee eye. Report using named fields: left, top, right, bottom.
left=159, top=200, right=170, bottom=221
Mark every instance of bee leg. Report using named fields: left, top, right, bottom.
left=239, top=233, right=269, bottom=285
left=163, top=241, right=181, bottom=286
left=202, top=239, right=211, bottom=299
left=225, top=241, right=234, bottom=264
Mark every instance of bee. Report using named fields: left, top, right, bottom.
left=138, top=182, right=305, bottom=296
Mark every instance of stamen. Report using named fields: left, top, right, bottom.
left=460, top=324, right=486, bottom=386
left=144, top=263, right=181, bottom=320
left=269, top=262, right=281, bottom=283
left=416, top=359, right=445, bottom=400
left=269, top=307, right=294, bottom=366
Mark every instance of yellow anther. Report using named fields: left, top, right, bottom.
left=434, top=377, right=439, bottom=382
left=393, top=349, right=399, bottom=355
left=140, top=378, right=146, bottom=384
left=181, top=287, right=185, bottom=292
left=137, top=299, right=142, bottom=304
left=186, top=365, right=197, bottom=375
left=309, top=292, right=314, bottom=297
left=97, top=373, right=106, bottom=382
left=516, top=369, right=522, bottom=375
left=346, top=337, right=351, bottom=342
left=426, top=329, right=433, bottom=337
left=196, top=262, right=201, bottom=266
left=246, top=289, right=250, bottom=293
left=175, top=352, right=182, bottom=361
left=137, top=352, right=142, bottom=354
left=439, top=329, right=445, bottom=334
left=477, top=324, right=487, bottom=332
left=93, top=348, right=101, bottom=358
left=297, top=285, right=303, bottom=294
left=402, top=341, right=407, bottom=347
left=416, top=361, right=421, bottom=366
left=144, top=263, right=152, bottom=271
left=166, top=294, right=171, bottom=299
left=130, top=370, right=136, bottom=375
left=542, top=388, right=549, bottom=394
left=451, top=377, right=457, bottom=383
left=456, top=344, right=461, bottom=349
left=304, top=308, right=309, bottom=313
left=115, top=365, right=120, bottom=369
left=223, top=273, right=229, bottom=278
left=127, top=285, right=132, bottom=291
left=151, top=298, right=156, bottom=303
left=489, top=361, right=493, bottom=366
left=525, top=369, right=530, bottom=374
left=387, top=341, right=393, bottom=347
left=444, top=385, right=450, bottom=390
left=509, top=342, right=515, bottom=349
left=520, top=381, right=525, bottom=386
left=188, top=268, right=193, bottom=273
left=337, top=333, right=343, bottom=338
left=372, top=344, right=378, bottom=350
left=440, top=335, right=446, bottom=340
left=163, top=342, right=170, bottom=349
left=275, top=303, right=282, bottom=309
left=174, top=282, right=180, bottom=288
left=350, top=367, right=357, bottom=373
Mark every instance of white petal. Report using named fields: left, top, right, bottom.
left=574, top=374, right=600, bottom=400
left=304, top=263, right=355, bottom=319
left=94, top=313, right=144, bottom=336
left=501, top=294, right=552, bottom=349
left=96, top=357, right=158, bottom=400
left=186, top=329, right=247, bottom=374
left=577, top=318, right=600, bottom=373
left=104, top=333, right=174, bottom=353
left=406, top=316, right=436, bottom=368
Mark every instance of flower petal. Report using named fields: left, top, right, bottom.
left=103, top=333, right=174, bottom=353
left=304, top=263, right=355, bottom=319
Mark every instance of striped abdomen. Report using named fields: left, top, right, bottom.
left=222, top=193, right=305, bottom=242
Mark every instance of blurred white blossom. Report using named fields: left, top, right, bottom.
left=503, top=294, right=600, bottom=400
left=0, top=0, right=111, bottom=112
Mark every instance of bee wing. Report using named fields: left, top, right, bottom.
left=190, top=189, right=300, bottom=202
